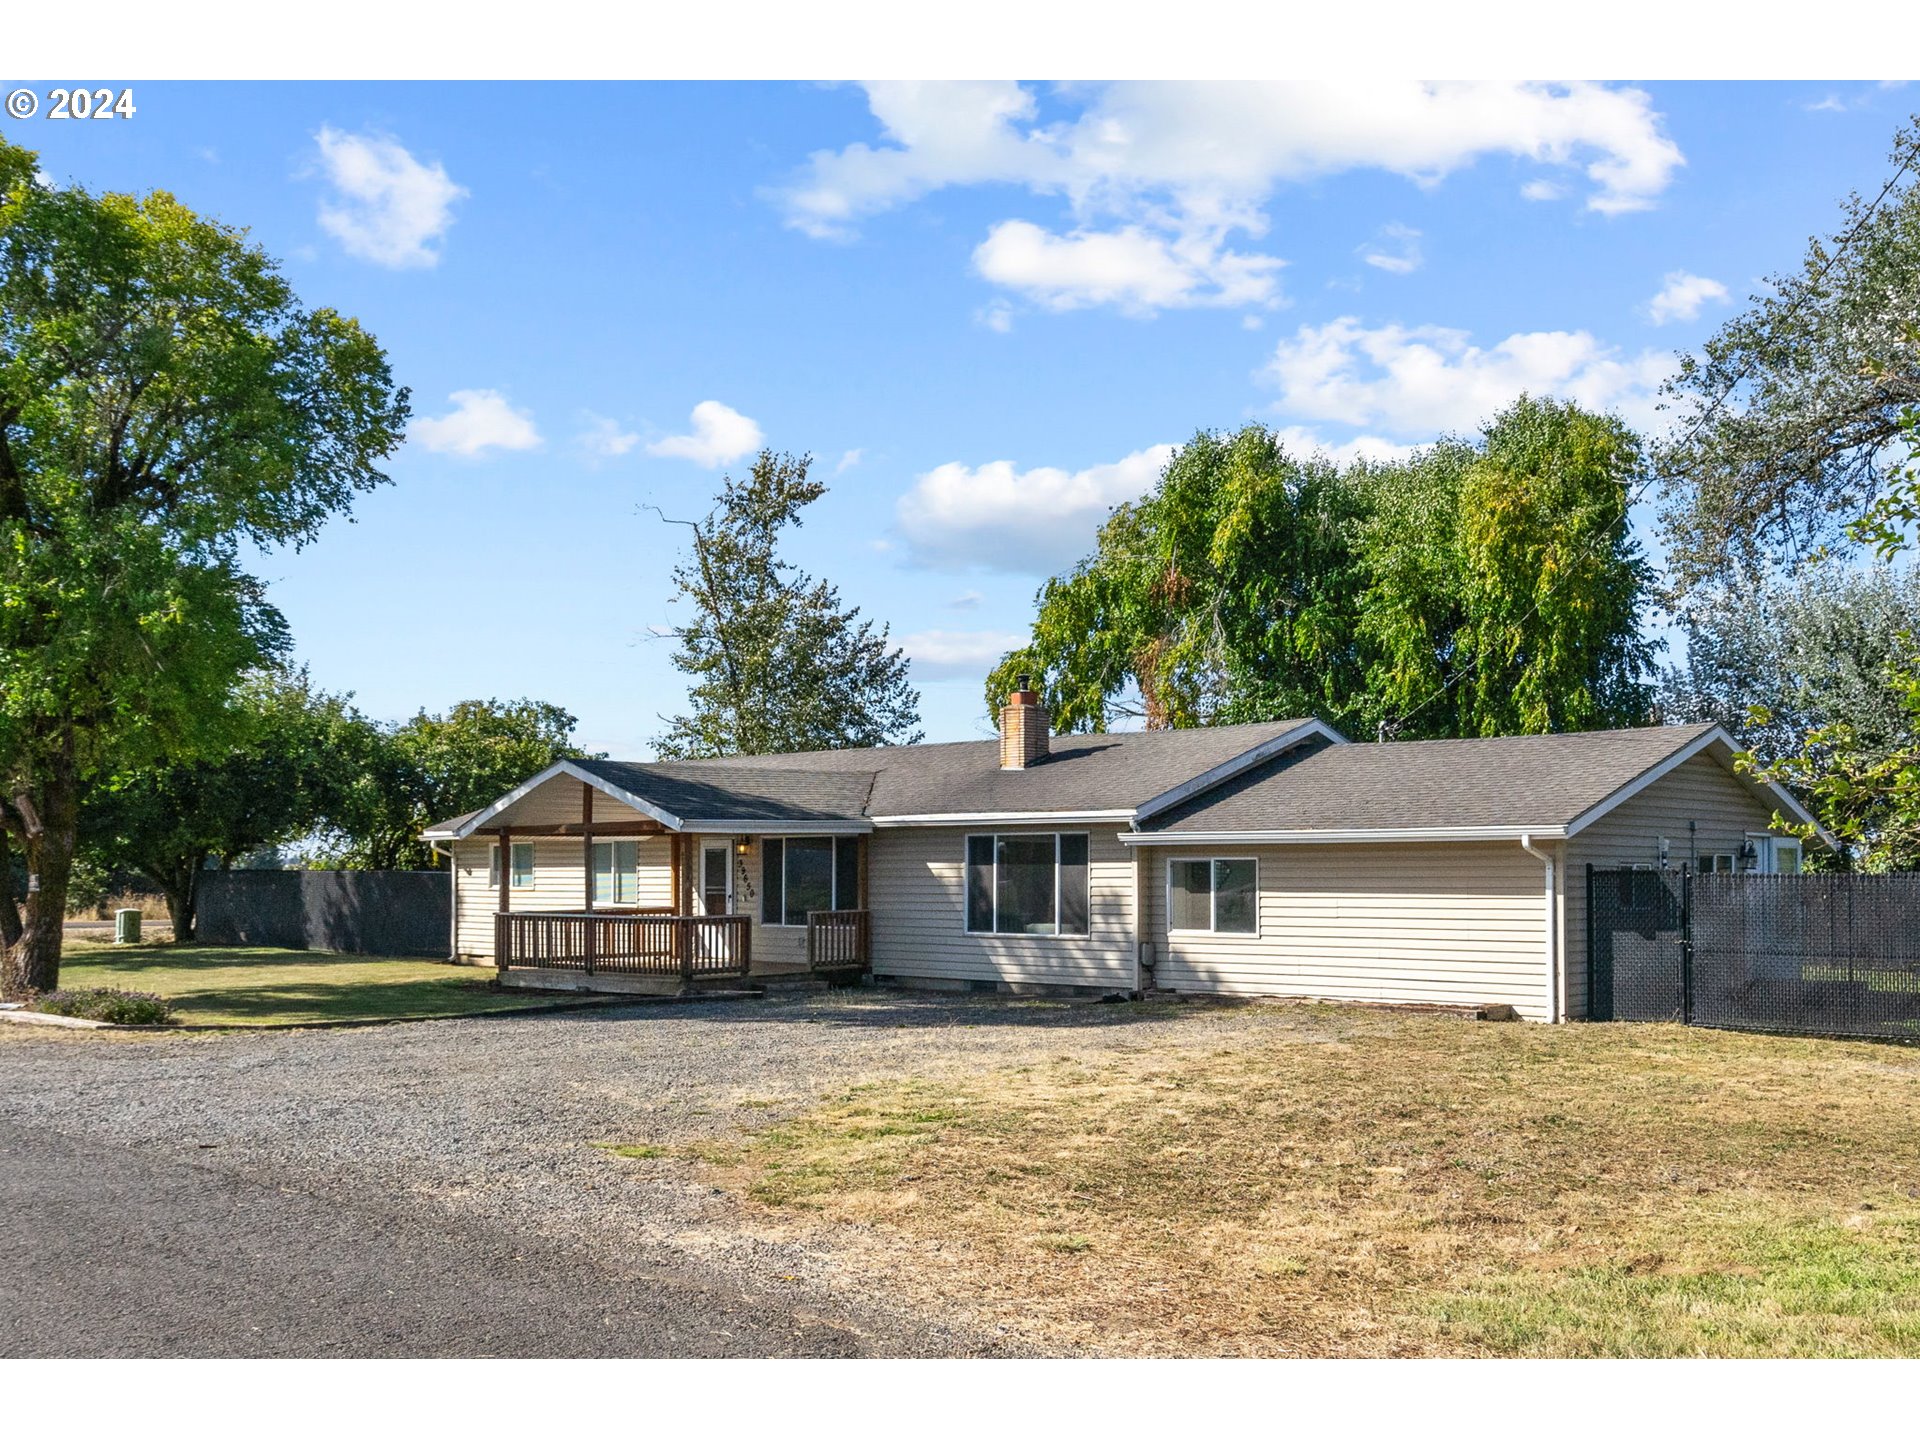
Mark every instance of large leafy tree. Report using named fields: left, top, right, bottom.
left=992, top=398, right=1655, bottom=740
left=654, top=449, right=922, bottom=757
left=0, top=136, right=408, bottom=993
left=1361, top=396, right=1656, bottom=738
left=328, top=698, right=591, bottom=872
left=78, top=671, right=373, bottom=939
left=987, top=426, right=1365, bottom=733
left=1660, top=559, right=1920, bottom=766
left=1657, top=117, right=1920, bottom=594
left=1733, top=414, right=1920, bottom=871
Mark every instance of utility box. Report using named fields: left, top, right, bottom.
left=113, top=908, right=142, bottom=945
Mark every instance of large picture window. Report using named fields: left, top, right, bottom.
left=964, top=833, right=1090, bottom=936
left=760, top=837, right=860, bottom=926
left=591, top=839, right=639, bottom=905
left=1168, top=858, right=1257, bottom=935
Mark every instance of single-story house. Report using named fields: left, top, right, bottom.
left=423, top=681, right=1825, bottom=1022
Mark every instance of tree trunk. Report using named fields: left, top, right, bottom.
left=2, top=752, right=79, bottom=996
left=162, top=857, right=203, bottom=944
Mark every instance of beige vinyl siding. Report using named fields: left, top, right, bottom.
left=1563, top=751, right=1784, bottom=1018
left=1145, top=840, right=1554, bottom=1021
left=867, top=825, right=1136, bottom=990
left=451, top=834, right=674, bottom=961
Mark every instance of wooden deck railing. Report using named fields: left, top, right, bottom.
left=495, top=911, right=750, bottom=979
left=805, top=909, right=871, bottom=971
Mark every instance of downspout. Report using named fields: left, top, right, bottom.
left=1519, top=834, right=1561, bottom=1023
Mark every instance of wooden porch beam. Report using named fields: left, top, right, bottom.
left=469, top=821, right=668, bottom=838
left=498, top=826, right=511, bottom=914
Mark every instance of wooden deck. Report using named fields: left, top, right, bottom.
left=493, top=909, right=870, bottom=994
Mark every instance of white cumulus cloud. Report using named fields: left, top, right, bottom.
left=774, top=81, right=1684, bottom=316
left=646, top=401, right=765, bottom=468
left=313, top=127, right=466, bottom=268
left=973, top=219, right=1284, bottom=312
left=1261, top=317, right=1670, bottom=438
left=898, top=628, right=1031, bottom=680
left=1645, top=270, right=1731, bottom=325
left=896, top=445, right=1175, bottom=574
left=1271, top=426, right=1421, bottom=467
left=411, top=390, right=541, bottom=458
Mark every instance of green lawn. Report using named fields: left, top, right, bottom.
left=56, top=937, right=544, bottom=1027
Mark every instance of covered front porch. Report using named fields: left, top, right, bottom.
left=440, top=765, right=873, bottom=993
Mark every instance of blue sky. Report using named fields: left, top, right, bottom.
left=9, top=80, right=1912, bottom=754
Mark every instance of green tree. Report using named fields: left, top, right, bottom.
left=1735, top=412, right=1920, bottom=871
left=0, top=136, right=408, bottom=994
left=986, top=425, right=1365, bottom=732
left=78, top=671, right=373, bottom=939
left=329, top=698, right=591, bottom=871
left=992, top=399, right=1655, bottom=741
left=1362, top=396, right=1657, bottom=737
left=1657, top=117, right=1920, bottom=594
left=654, top=449, right=922, bottom=757
left=1660, top=559, right=1920, bottom=766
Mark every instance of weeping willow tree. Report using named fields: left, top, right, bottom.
left=988, top=397, right=1656, bottom=741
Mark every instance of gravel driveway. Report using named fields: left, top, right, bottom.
left=0, top=988, right=1225, bottom=1357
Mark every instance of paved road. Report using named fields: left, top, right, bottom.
left=0, top=1119, right=875, bottom=1358
left=0, top=990, right=1220, bottom=1357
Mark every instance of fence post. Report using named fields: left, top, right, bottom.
left=1584, top=864, right=1598, bottom=1021
left=680, top=918, right=694, bottom=984
left=1681, top=870, right=1694, bottom=1026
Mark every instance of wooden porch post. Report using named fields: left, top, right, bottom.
left=669, top=833, right=684, bottom=964
left=581, top=782, right=596, bottom=973
left=497, top=826, right=512, bottom=971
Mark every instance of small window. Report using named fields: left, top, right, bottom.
left=1774, top=841, right=1803, bottom=875
left=592, top=839, right=639, bottom=905
left=488, top=844, right=499, bottom=888
left=1167, top=858, right=1257, bottom=935
left=963, top=833, right=1092, bottom=937
left=510, top=841, right=534, bottom=888
left=760, top=836, right=860, bottom=925
left=1698, top=853, right=1735, bottom=874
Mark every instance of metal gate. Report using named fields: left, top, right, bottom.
left=1586, top=866, right=1690, bottom=1022
left=1588, top=866, right=1920, bottom=1040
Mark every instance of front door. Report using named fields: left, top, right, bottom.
left=699, top=843, right=733, bottom=916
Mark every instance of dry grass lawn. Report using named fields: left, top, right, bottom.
left=680, top=1002, right=1920, bottom=1357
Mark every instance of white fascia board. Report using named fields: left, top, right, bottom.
left=444, top=760, right=685, bottom=840
left=869, top=810, right=1137, bottom=828
left=1131, top=719, right=1350, bottom=827
left=678, top=819, right=873, bottom=835
left=1119, top=825, right=1566, bottom=846
left=1561, top=726, right=1837, bottom=847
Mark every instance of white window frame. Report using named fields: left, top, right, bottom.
left=962, top=832, right=1091, bottom=939
left=1165, top=856, right=1260, bottom=937
left=760, top=836, right=859, bottom=927
left=1698, top=852, right=1736, bottom=875
left=591, top=838, right=641, bottom=906
left=509, top=840, right=534, bottom=889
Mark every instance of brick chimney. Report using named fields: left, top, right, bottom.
left=999, top=674, right=1050, bottom=770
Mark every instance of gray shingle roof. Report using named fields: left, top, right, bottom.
left=1138, top=722, right=1724, bottom=834
left=574, top=759, right=876, bottom=825
left=658, top=719, right=1318, bottom=818
left=425, top=719, right=1760, bottom=840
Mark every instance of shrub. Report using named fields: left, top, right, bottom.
left=32, top=988, right=175, bottom=1025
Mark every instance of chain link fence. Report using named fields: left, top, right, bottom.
left=1588, top=866, right=1920, bottom=1041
